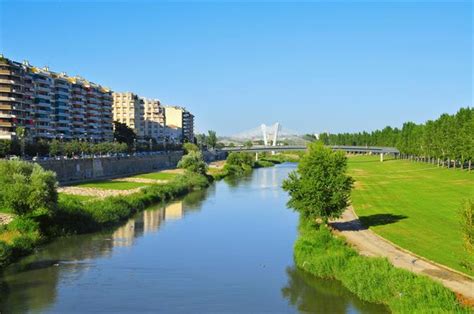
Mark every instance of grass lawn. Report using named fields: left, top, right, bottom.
left=348, top=155, right=474, bottom=276
left=58, top=193, right=96, bottom=203
left=132, top=171, right=178, bottom=181
left=71, top=180, right=149, bottom=190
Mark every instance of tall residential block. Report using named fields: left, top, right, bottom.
left=142, top=98, right=166, bottom=141
left=112, top=92, right=144, bottom=137
left=164, top=106, right=194, bottom=142
left=0, top=55, right=113, bottom=141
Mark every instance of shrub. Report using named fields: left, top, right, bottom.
left=8, top=216, right=40, bottom=234
left=460, top=199, right=474, bottom=271
left=0, top=160, right=58, bottom=216
left=283, top=142, right=353, bottom=222
left=183, top=142, right=199, bottom=154
left=226, top=152, right=255, bottom=168
left=0, top=241, right=12, bottom=267
left=177, top=151, right=208, bottom=175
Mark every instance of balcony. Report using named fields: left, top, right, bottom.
left=36, top=85, right=51, bottom=93
left=72, top=120, right=84, bottom=126
left=73, top=127, right=86, bottom=133
left=88, top=109, right=100, bottom=116
left=0, top=121, right=12, bottom=127
left=0, top=96, right=19, bottom=102
left=87, top=127, right=100, bottom=133
left=34, top=76, right=50, bottom=84
left=55, top=104, right=70, bottom=111
left=55, top=111, right=70, bottom=117
left=0, top=113, right=13, bottom=119
left=87, top=116, right=100, bottom=122
left=55, top=90, right=70, bottom=97
left=35, top=118, right=52, bottom=124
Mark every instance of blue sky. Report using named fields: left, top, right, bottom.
left=0, top=1, right=471, bottom=135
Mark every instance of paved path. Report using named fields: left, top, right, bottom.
left=330, top=207, right=474, bottom=303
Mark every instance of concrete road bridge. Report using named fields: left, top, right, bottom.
left=221, top=145, right=400, bottom=161
left=225, top=123, right=399, bottom=161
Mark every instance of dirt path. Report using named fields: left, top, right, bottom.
left=0, top=213, right=14, bottom=225
left=330, top=207, right=474, bottom=302
left=58, top=186, right=143, bottom=199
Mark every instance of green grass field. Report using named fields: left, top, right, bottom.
left=132, top=172, right=178, bottom=181
left=71, top=180, right=149, bottom=190
left=348, top=155, right=474, bottom=276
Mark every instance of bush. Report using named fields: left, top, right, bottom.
left=283, top=142, right=353, bottom=222
left=183, top=142, right=199, bottom=154
left=8, top=216, right=39, bottom=234
left=226, top=152, right=255, bottom=168
left=177, top=151, right=208, bottom=175
left=0, top=241, right=12, bottom=267
left=0, top=160, right=58, bottom=216
left=460, top=199, right=474, bottom=271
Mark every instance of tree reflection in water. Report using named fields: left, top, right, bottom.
left=282, top=266, right=388, bottom=314
left=0, top=188, right=212, bottom=313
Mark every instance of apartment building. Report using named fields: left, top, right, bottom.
left=112, top=92, right=144, bottom=137
left=164, top=106, right=194, bottom=142
left=0, top=55, right=113, bottom=142
left=142, top=98, right=166, bottom=142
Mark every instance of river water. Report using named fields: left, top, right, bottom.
left=0, top=163, right=387, bottom=313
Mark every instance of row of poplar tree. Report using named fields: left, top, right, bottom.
left=318, top=107, right=473, bottom=163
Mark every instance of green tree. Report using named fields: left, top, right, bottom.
left=49, top=139, right=62, bottom=156
left=15, top=126, right=27, bottom=158
left=207, top=130, right=218, bottom=149
left=196, top=133, right=207, bottom=149
left=177, top=151, right=208, bottom=175
left=183, top=142, right=199, bottom=154
left=113, top=121, right=136, bottom=148
left=244, top=140, right=253, bottom=148
left=283, top=142, right=353, bottom=223
left=0, top=140, right=11, bottom=158
left=0, top=160, right=58, bottom=216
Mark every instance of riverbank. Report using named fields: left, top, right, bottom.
left=330, top=206, right=474, bottom=305
left=0, top=171, right=212, bottom=269
left=293, top=217, right=469, bottom=313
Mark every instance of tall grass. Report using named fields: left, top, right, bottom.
left=294, top=218, right=468, bottom=313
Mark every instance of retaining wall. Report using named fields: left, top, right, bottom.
left=37, top=150, right=227, bottom=184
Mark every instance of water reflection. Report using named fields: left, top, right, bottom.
left=0, top=189, right=210, bottom=313
left=282, top=267, right=388, bottom=313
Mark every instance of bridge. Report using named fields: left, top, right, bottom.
left=221, top=145, right=400, bottom=161
left=223, top=123, right=399, bottom=161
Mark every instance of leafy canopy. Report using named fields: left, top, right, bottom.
left=177, top=151, right=208, bottom=175
left=283, top=142, right=353, bottom=222
left=0, top=160, right=58, bottom=216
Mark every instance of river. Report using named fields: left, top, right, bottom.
left=0, top=163, right=387, bottom=313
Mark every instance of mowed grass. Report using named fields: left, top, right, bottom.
left=348, top=155, right=474, bottom=276
left=132, top=171, right=178, bottom=181
left=71, top=180, right=149, bottom=190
